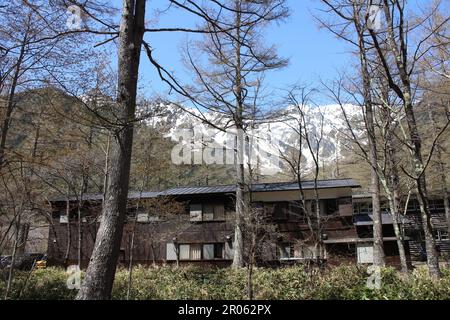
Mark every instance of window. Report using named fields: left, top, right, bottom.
left=359, top=203, right=372, bottom=214
left=430, top=200, right=444, bottom=211
left=288, top=202, right=306, bottom=222
left=266, top=202, right=288, bottom=220
left=435, top=230, right=449, bottom=241
left=279, top=244, right=319, bottom=260
left=178, top=244, right=202, bottom=260
left=190, top=203, right=225, bottom=222
left=279, top=243, right=294, bottom=259
left=190, top=204, right=202, bottom=222
left=214, top=243, right=224, bottom=259
left=325, top=199, right=338, bottom=215
left=137, top=212, right=149, bottom=223
left=203, top=244, right=224, bottom=259
left=60, top=213, right=68, bottom=224
left=203, top=204, right=214, bottom=221
left=406, top=201, right=417, bottom=212
left=274, top=202, right=288, bottom=220
left=190, top=244, right=201, bottom=260
left=165, top=243, right=227, bottom=260
left=166, top=243, right=177, bottom=261
left=213, top=204, right=225, bottom=220
left=203, top=244, right=214, bottom=259
left=179, top=244, right=190, bottom=260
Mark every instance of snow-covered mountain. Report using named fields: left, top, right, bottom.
left=146, top=104, right=364, bottom=176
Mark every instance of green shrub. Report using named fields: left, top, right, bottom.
left=1, top=267, right=77, bottom=300
left=1, top=264, right=449, bottom=300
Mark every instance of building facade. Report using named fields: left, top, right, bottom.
left=47, top=178, right=449, bottom=268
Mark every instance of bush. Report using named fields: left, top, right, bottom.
left=1, top=264, right=449, bottom=300
left=1, top=267, right=77, bottom=300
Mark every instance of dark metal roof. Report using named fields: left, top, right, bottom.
left=160, top=179, right=360, bottom=196
left=160, top=184, right=236, bottom=196
left=50, top=178, right=360, bottom=202
left=251, top=179, right=360, bottom=192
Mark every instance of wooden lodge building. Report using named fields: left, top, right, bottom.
left=47, top=178, right=450, bottom=268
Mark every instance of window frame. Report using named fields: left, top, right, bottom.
left=190, top=202, right=226, bottom=222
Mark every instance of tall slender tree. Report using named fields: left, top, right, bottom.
left=178, top=0, right=288, bottom=267
left=319, top=0, right=386, bottom=267
left=76, top=0, right=146, bottom=299
left=366, top=0, right=448, bottom=278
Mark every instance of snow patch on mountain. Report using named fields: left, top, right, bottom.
left=147, top=103, right=363, bottom=176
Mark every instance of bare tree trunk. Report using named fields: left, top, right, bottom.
left=232, top=4, right=244, bottom=269
left=76, top=177, right=87, bottom=268
left=353, top=12, right=385, bottom=267
left=404, top=97, right=440, bottom=278
left=4, top=212, right=21, bottom=300
left=233, top=127, right=245, bottom=268
left=427, top=104, right=450, bottom=237
left=126, top=225, right=136, bottom=300
left=383, top=104, right=409, bottom=272
left=0, top=211, right=20, bottom=256
left=387, top=161, right=409, bottom=272
left=15, top=222, right=29, bottom=255
left=64, top=194, right=71, bottom=265
left=102, top=133, right=111, bottom=208
left=4, top=234, right=18, bottom=300
left=175, top=244, right=180, bottom=268
left=247, top=252, right=254, bottom=300
left=150, top=243, right=156, bottom=266
left=76, top=0, right=146, bottom=299
left=387, top=195, right=409, bottom=272
left=367, top=120, right=385, bottom=268
left=18, top=259, right=37, bottom=299
left=77, top=194, right=83, bottom=268
left=438, top=159, right=450, bottom=237
left=371, top=0, right=440, bottom=278
left=127, top=194, right=141, bottom=300
left=437, top=159, right=450, bottom=238
left=314, top=193, right=322, bottom=262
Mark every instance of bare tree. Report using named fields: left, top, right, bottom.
left=278, top=86, right=328, bottom=263
left=427, top=102, right=450, bottom=237
left=0, top=1, right=94, bottom=169
left=76, top=0, right=146, bottom=299
left=318, top=0, right=449, bottom=277
left=173, top=0, right=289, bottom=268
left=365, top=0, right=449, bottom=278
left=375, top=84, right=409, bottom=272
left=317, top=0, right=386, bottom=267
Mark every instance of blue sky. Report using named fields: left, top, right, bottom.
left=102, top=0, right=445, bottom=104
left=133, top=0, right=354, bottom=103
